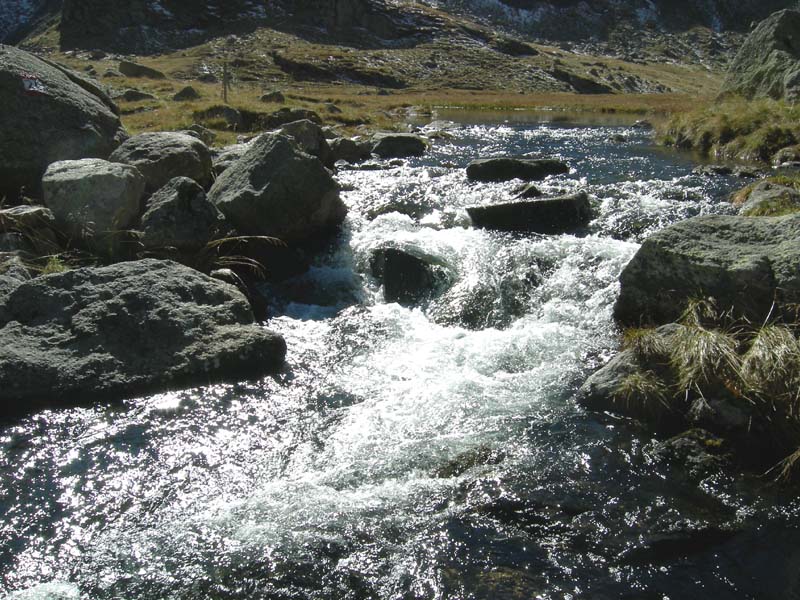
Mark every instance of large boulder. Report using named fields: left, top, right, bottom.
left=0, top=259, right=286, bottom=408
left=207, top=133, right=345, bottom=243
left=0, top=45, right=128, bottom=200
left=330, top=137, right=372, bottom=164
left=371, top=133, right=427, bottom=159
left=118, top=60, right=166, bottom=79
left=109, top=132, right=213, bottom=192
left=735, top=181, right=800, bottom=216
left=139, top=177, right=226, bottom=252
left=466, top=157, right=569, bottom=182
left=370, top=245, right=454, bottom=306
left=614, top=214, right=800, bottom=326
left=467, top=192, right=592, bottom=234
left=42, top=158, right=145, bottom=241
left=278, top=119, right=334, bottom=168
left=721, top=9, right=800, bottom=102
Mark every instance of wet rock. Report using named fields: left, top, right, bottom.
left=260, top=90, right=285, bottom=103
left=514, top=183, right=542, bottom=199
left=737, top=181, right=800, bottom=216
left=648, top=429, right=734, bottom=480
left=632, top=119, right=653, bottom=129
left=371, top=133, right=427, bottom=159
left=139, top=177, right=226, bottom=252
left=278, top=119, right=334, bottom=168
left=577, top=324, right=679, bottom=421
left=173, top=86, right=200, bottom=101
left=208, top=133, right=345, bottom=243
left=0, top=45, right=128, bottom=200
left=466, top=157, right=569, bottom=182
left=370, top=245, right=454, bottom=306
left=330, top=137, right=372, bottom=164
left=42, top=158, right=145, bottom=242
left=109, top=132, right=213, bottom=192
left=467, top=192, right=592, bottom=234
left=118, top=60, right=166, bottom=79
left=614, top=213, right=800, bottom=326
left=721, top=9, right=800, bottom=101
left=693, top=164, right=734, bottom=177
left=0, top=259, right=286, bottom=408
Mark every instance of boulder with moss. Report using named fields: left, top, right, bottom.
left=0, top=259, right=286, bottom=409
left=614, top=214, right=800, bottom=327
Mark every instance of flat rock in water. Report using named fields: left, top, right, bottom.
left=614, top=213, right=800, bottom=326
left=0, top=45, right=128, bottom=200
left=467, top=192, right=591, bottom=234
left=371, top=133, right=427, bottom=159
left=0, top=259, right=286, bottom=409
left=466, top=157, right=569, bottom=182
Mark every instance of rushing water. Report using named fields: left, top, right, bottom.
left=3, top=116, right=800, bottom=600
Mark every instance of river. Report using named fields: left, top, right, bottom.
left=2, top=114, right=799, bottom=599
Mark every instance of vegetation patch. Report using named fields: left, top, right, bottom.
left=660, top=98, right=800, bottom=163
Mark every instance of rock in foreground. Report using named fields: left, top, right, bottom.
left=466, top=158, right=569, bottom=182
left=0, top=259, right=286, bottom=408
left=0, top=45, right=128, bottom=200
left=467, top=192, right=591, bottom=234
left=614, top=214, right=800, bottom=326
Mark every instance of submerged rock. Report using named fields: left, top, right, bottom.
left=370, top=245, right=454, bottom=306
left=208, top=133, right=345, bottom=243
left=467, top=192, right=592, bottom=234
left=109, top=132, right=213, bottom=192
left=371, top=133, right=427, bottom=159
left=466, top=157, right=569, bottom=182
left=0, top=259, right=285, bottom=408
left=0, top=45, right=128, bottom=200
left=614, top=213, right=800, bottom=326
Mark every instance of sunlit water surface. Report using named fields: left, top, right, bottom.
left=2, top=118, right=799, bottom=600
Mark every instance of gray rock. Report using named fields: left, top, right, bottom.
left=211, top=142, right=250, bottom=176
left=118, top=60, right=166, bottom=79
left=173, top=85, right=200, bottom=101
left=208, top=133, right=345, bottom=243
left=263, top=107, right=321, bottom=128
left=372, top=133, right=427, bottom=159
left=114, top=88, right=156, bottom=102
left=737, top=181, right=800, bottom=216
left=109, top=132, right=213, bottom=192
left=260, top=90, right=285, bottom=103
left=721, top=9, right=800, bottom=101
left=466, top=157, right=569, bottom=182
left=0, top=205, right=56, bottom=230
left=0, top=253, right=32, bottom=298
left=140, top=177, right=226, bottom=252
left=186, top=124, right=216, bottom=146
left=693, top=164, right=733, bottom=177
left=467, top=192, right=592, bottom=234
left=0, top=259, right=286, bottom=407
left=614, top=214, right=800, bottom=326
left=193, top=105, right=243, bottom=130
left=772, top=145, right=800, bottom=165
left=649, top=429, right=733, bottom=479
left=278, top=119, right=334, bottom=168
left=42, top=158, right=145, bottom=241
left=370, top=245, right=454, bottom=306
left=0, top=45, right=128, bottom=200
left=330, top=137, right=372, bottom=164
left=514, top=183, right=542, bottom=199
